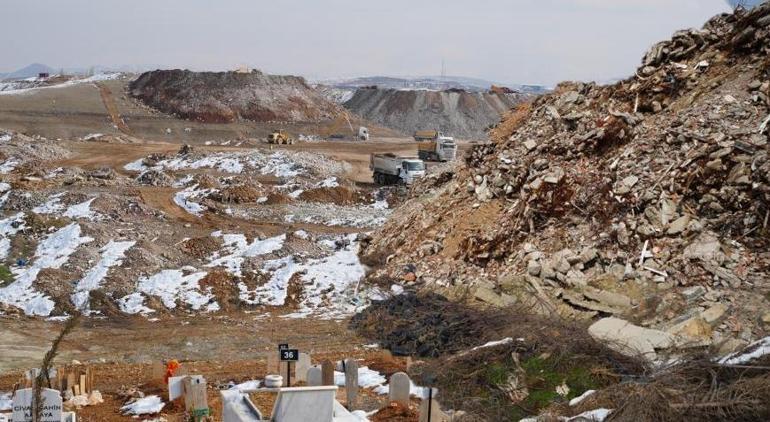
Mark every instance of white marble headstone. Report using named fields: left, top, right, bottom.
left=12, top=388, right=63, bottom=422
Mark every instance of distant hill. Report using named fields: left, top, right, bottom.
left=318, top=75, right=548, bottom=95
left=2, top=63, right=56, bottom=81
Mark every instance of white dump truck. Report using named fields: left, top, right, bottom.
left=413, top=130, right=457, bottom=162
left=370, top=153, right=426, bottom=185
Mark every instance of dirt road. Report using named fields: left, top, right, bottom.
left=95, top=82, right=131, bottom=134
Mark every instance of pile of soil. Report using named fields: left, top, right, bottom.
left=180, top=236, right=222, bottom=258
left=298, top=186, right=372, bottom=206
left=344, top=88, right=528, bottom=139
left=370, top=402, right=418, bottom=422
left=263, top=192, right=293, bottom=205
left=210, top=184, right=263, bottom=204
left=129, top=69, right=342, bottom=123
left=361, top=4, right=770, bottom=347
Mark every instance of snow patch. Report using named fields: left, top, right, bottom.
left=121, top=395, right=165, bottom=415
left=132, top=269, right=217, bottom=312
left=0, top=159, right=19, bottom=174
left=719, top=336, right=770, bottom=365
left=238, top=234, right=365, bottom=318
left=71, top=241, right=135, bottom=311
left=0, top=223, right=93, bottom=316
left=63, top=198, right=96, bottom=219
left=32, top=192, right=66, bottom=214
left=0, top=212, right=26, bottom=260
left=173, top=185, right=213, bottom=217
left=207, top=233, right=286, bottom=276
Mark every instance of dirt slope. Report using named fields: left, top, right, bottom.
left=361, top=5, right=770, bottom=347
left=344, top=87, right=528, bottom=139
left=130, top=69, right=342, bottom=124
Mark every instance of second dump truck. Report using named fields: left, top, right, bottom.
left=370, top=153, right=426, bottom=185
left=413, top=130, right=457, bottom=162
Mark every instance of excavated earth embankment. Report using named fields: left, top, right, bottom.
left=344, top=87, right=528, bottom=139
left=129, top=69, right=342, bottom=124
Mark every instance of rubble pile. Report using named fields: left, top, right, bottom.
left=129, top=69, right=342, bottom=123
left=361, top=6, right=770, bottom=352
left=344, top=87, right=529, bottom=139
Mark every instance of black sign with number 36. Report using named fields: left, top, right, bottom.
left=280, top=349, right=299, bottom=361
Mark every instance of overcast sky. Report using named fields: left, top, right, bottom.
left=1, top=0, right=732, bottom=86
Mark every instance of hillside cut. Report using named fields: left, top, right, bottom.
left=344, top=88, right=526, bottom=139
left=361, top=5, right=770, bottom=349
left=130, top=69, right=341, bottom=123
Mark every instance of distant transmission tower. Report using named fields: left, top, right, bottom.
left=441, top=59, right=446, bottom=81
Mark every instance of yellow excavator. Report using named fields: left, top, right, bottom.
left=267, top=129, right=295, bottom=145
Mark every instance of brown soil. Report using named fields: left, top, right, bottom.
left=180, top=236, right=223, bottom=258
left=198, top=270, right=240, bottom=311
left=298, top=186, right=372, bottom=206
left=263, top=192, right=293, bottom=205
left=95, top=82, right=131, bottom=134
left=211, top=185, right=263, bottom=204
left=370, top=402, right=419, bottom=422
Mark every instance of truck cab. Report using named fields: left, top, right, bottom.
left=399, top=159, right=426, bottom=184
left=414, top=130, right=457, bottom=162
left=436, top=136, right=457, bottom=161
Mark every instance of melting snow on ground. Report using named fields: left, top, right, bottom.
left=334, top=366, right=387, bottom=389
left=207, top=233, right=286, bottom=276
left=32, top=192, right=66, bottom=214
left=0, top=223, right=93, bottom=316
left=121, top=269, right=218, bottom=313
left=71, top=240, right=135, bottom=311
left=0, top=159, right=19, bottom=174
left=238, top=234, right=366, bottom=318
left=123, top=151, right=313, bottom=179
left=719, top=336, right=770, bottom=365
left=121, top=395, right=165, bottom=415
left=173, top=185, right=213, bottom=217
left=0, top=212, right=26, bottom=259
left=0, top=73, right=122, bottom=96
left=63, top=198, right=97, bottom=219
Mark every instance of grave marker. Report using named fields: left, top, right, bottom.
left=183, top=376, right=209, bottom=421
left=389, top=372, right=411, bottom=407
left=11, top=388, right=63, bottom=422
left=295, top=353, right=312, bottom=383
left=280, top=348, right=299, bottom=387
left=343, top=359, right=358, bottom=409
left=307, top=367, right=322, bottom=386
left=321, top=361, right=334, bottom=386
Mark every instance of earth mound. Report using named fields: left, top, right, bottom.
left=129, top=69, right=342, bottom=123
left=343, top=88, right=529, bottom=139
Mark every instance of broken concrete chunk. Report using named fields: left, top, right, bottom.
left=474, top=286, right=516, bottom=308
left=667, top=214, right=691, bottom=235
left=588, top=317, right=676, bottom=361
left=581, top=286, right=632, bottom=309
left=681, top=286, right=706, bottom=303
left=667, top=317, right=712, bottom=345
left=578, top=248, right=598, bottom=264
left=523, top=139, right=537, bottom=151
left=700, top=304, right=728, bottom=326
left=683, top=234, right=723, bottom=263
left=527, top=260, right=542, bottom=277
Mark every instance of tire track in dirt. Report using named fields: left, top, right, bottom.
left=95, top=82, right=131, bottom=134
